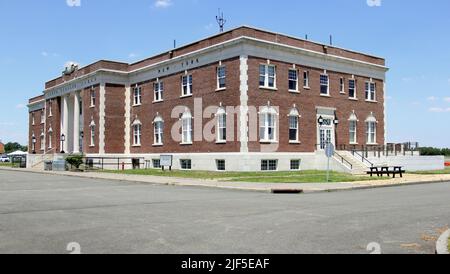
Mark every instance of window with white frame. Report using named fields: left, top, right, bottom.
left=133, top=121, right=142, bottom=146
left=180, top=159, right=192, bottom=170
left=181, top=110, right=192, bottom=144
left=154, top=81, right=164, bottom=102
left=260, top=106, right=277, bottom=142
left=261, top=160, right=278, bottom=171
left=340, top=78, right=345, bottom=93
left=152, top=159, right=161, bottom=169
left=90, top=122, right=96, bottom=147
left=303, top=71, right=310, bottom=88
left=216, top=160, right=226, bottom=171
left=217, top=66, right=226, bottom=90
left=259, top=64, right=276, bottom=88
left=32, top=113, right=35, bottom=125
left=40, top=110, right=45, bottom=124
left=40, top=132, right=44, bottom=151
left=320, top=74, right=329, bottom=95
left=365, top=81, right=376, bottom=101
left=153, top=116, right=164, bottom=145
left=290, top=159, right=301, bottom=170
left=288, top=108, right=300, bottom=143
left=90, top=89, right=96, bottom=107
left=133, top=86, right=142, bottom=106
left=349, top=79, right=356, bottom=99
left=349, top=119, right=357, bottom=144
left=216, top=108, right=227, bottom=143
left=366, top=114, right=377, bottom=144
left=48, top=131, right=52, bottom=149
left=182, top=75, right=193, bottom=96
left=48, top=100, right=53, bottom=117
left=288, top=69, right=298, bottom=91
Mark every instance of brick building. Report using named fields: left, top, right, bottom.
left=27, top=26, right=388, bottom=172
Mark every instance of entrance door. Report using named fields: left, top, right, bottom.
left=318, top=117, right=335, bottom=150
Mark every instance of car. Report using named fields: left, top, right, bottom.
left=0, top=155, right=10, bottom=163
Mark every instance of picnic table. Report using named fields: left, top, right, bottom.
left=367, top=166, right=405, bottom=178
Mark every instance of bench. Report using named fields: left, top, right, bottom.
left=367, top=166, right=406, bottom=178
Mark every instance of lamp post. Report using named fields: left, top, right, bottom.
left=317, top=116, right=324, bottom=150
left=60, top=134, right=66, bottom=154
left=32, top=136, right=36, bottom=154
left=80, top=131, right=84, bottom=153
left=334, top=116, right=339, bottom=149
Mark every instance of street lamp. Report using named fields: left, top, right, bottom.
left=60, top=134, right=66, bottom=154
left=32, top=136, right=36, bottom=154
left=80, top=131, right=84, bottom=153
left=318, top=116, right=324, bottom=126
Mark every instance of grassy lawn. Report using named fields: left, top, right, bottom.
left=0, top=162, right=13, bottom=167
left=448, top=237, right=450, bottom=253
left=103, top=169, right=388, bottom=184
left=410, top=167, right=450, bottom=175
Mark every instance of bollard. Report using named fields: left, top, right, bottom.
left=122, top=162, right=125, bottom=171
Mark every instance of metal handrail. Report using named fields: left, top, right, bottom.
left=334, top=151, right=353, bottom=170
left=352, top=150, right=374, bottom=167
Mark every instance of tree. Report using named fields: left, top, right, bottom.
left=4, top=142, right=24, bottom=154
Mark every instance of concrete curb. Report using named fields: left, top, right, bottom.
left=0, top=167, right=449, bottom=194
left=436, top=230, right=450, bottom=255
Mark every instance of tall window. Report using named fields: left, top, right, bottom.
left=289, top=108, right=300, bottom=142
left=133, top=123, right=142, bottom=146
left=48, top=131, right=52, bottom=149
left=40, top=110, right=45, bottom=124
left=303, top=71, right=310, bottom=88
left=154, top=82, right=164, bottom=102
left=366, top=114, right=377, bottom=144
left=365, top=81, right=376, bottom=101
left=182, top=75, right=193, bottom=96
left=153, top=116, right=164, bottom=145
left=288, top=69, right=298, bottom=91
left=320, top=74, right=329, bottom=95
left=217, top=66, right=226, bottom=90
left=349, top=79, right=356, bottom=99
left=133, top=86, right=142, bottom=106
left=259, top=64, right=276, bottom=88
left=90, top=89, right=96, bottom=107
left=40, top=132, right=44, bottom=151
left=90, top=124, right=95, bottom=147
left=349, top=120, right=357, bottom=144
left=48, top=100, right=53, bottom=117
left=260, top=107, right=277, bottom=142
left=181, top=110, right=192, bottom=144
left=340, top=78, right=345, bottom=93
left=216, top=108, right=227, bottom=143
left=32, top=113, right=35, bottom=125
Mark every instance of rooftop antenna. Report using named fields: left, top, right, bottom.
left=305, top=34, right=308, bottom=40
left=329, top=35, right=333, bottom=46
left=216, top=9, right=226, bottom=33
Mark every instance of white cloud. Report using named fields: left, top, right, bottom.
left=444, top=97, right=450, bottom=103
left=429, top=107, right=450, bottom=113
left=154, top=0, right=173, bottom=8
left=128, top=53, right=138, bottom=59
left=41, top=51, right=49, bottom=57
left=367, top=0, right=382, bottom=7
left=427, top=96, right=438, bottom=101
left=15, top=104, right=26, bottom=109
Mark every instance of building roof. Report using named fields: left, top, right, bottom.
left=43, top=26, right=386, bottom=90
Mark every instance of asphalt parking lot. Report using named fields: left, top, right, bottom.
left=0, top=170, right=448, bottom=254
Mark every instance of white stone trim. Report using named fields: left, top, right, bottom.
left=239, top=55, right=249, bottom=153
left=384, top=81, right=387, bottom=145
left=124, top=85, right=131, bottom=154
left=99, top=83, right=106, bottom=154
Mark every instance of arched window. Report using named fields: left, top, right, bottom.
left=40, top=130, right=45, bottom=151
left=153, top=115, right=164, bottom=145
left=260, top=105, right=278, bottom=142
left=89, top=120, right=96, bottom=147
left=288, top=107, right=300, bottom=143
left=365, top=113, right=377, bottom=145
left=349, top=111, right=358, bottom=144
left=181, top=109, right=192, bottom=144
left=216, top=107, right=227, bottom=143
left=48, top=127, right=53, bottom=149
left=132, top=119, right=142, bottom=146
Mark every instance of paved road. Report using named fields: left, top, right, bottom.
left=0, top=170, right=448, bottom=254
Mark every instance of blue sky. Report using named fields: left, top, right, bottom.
left=0, top=0, right=449, bottom=147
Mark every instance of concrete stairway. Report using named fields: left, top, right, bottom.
left=336, top=151, right=370, bottom=175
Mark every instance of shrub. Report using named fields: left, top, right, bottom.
left=65, top=154, right=84, bottom=170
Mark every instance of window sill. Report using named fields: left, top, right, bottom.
left=320, top=94, right=331, bottom=98
left=289, top=90, right=300, bottom=94
left=90, top=105, right=95, bottom=108
left=366, top=143, right=378, bottom=146
left=153, top=144, right=164, bottom=147
left=340, top=92, right=346, bottom=95
left=89, top=145, right=96, bottom=148
left=303, top=86, right=310, bottom=90
left=349, top=142, right=359, bottom=145
left=132, top=144, right=141, bottom=147
left=349, top=98, right=358, bottom=101
left=180, top=142, right=193, bottom=146
left=153, top=100, right=164, bottom=104
left=215, top=88, right=226, bottom=92
left=180, top=94, right=193, bottom=99
left=289, top=141, right=301, bottom=144
left=365, top=100, right=378, bottom=103
left=216, top=141, right=227, bottom=144
left=260, top=140, right=278, bottom=144
left=259, top=86, right=278, bottom=91
left=132, top=104, right=142, bottom=107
